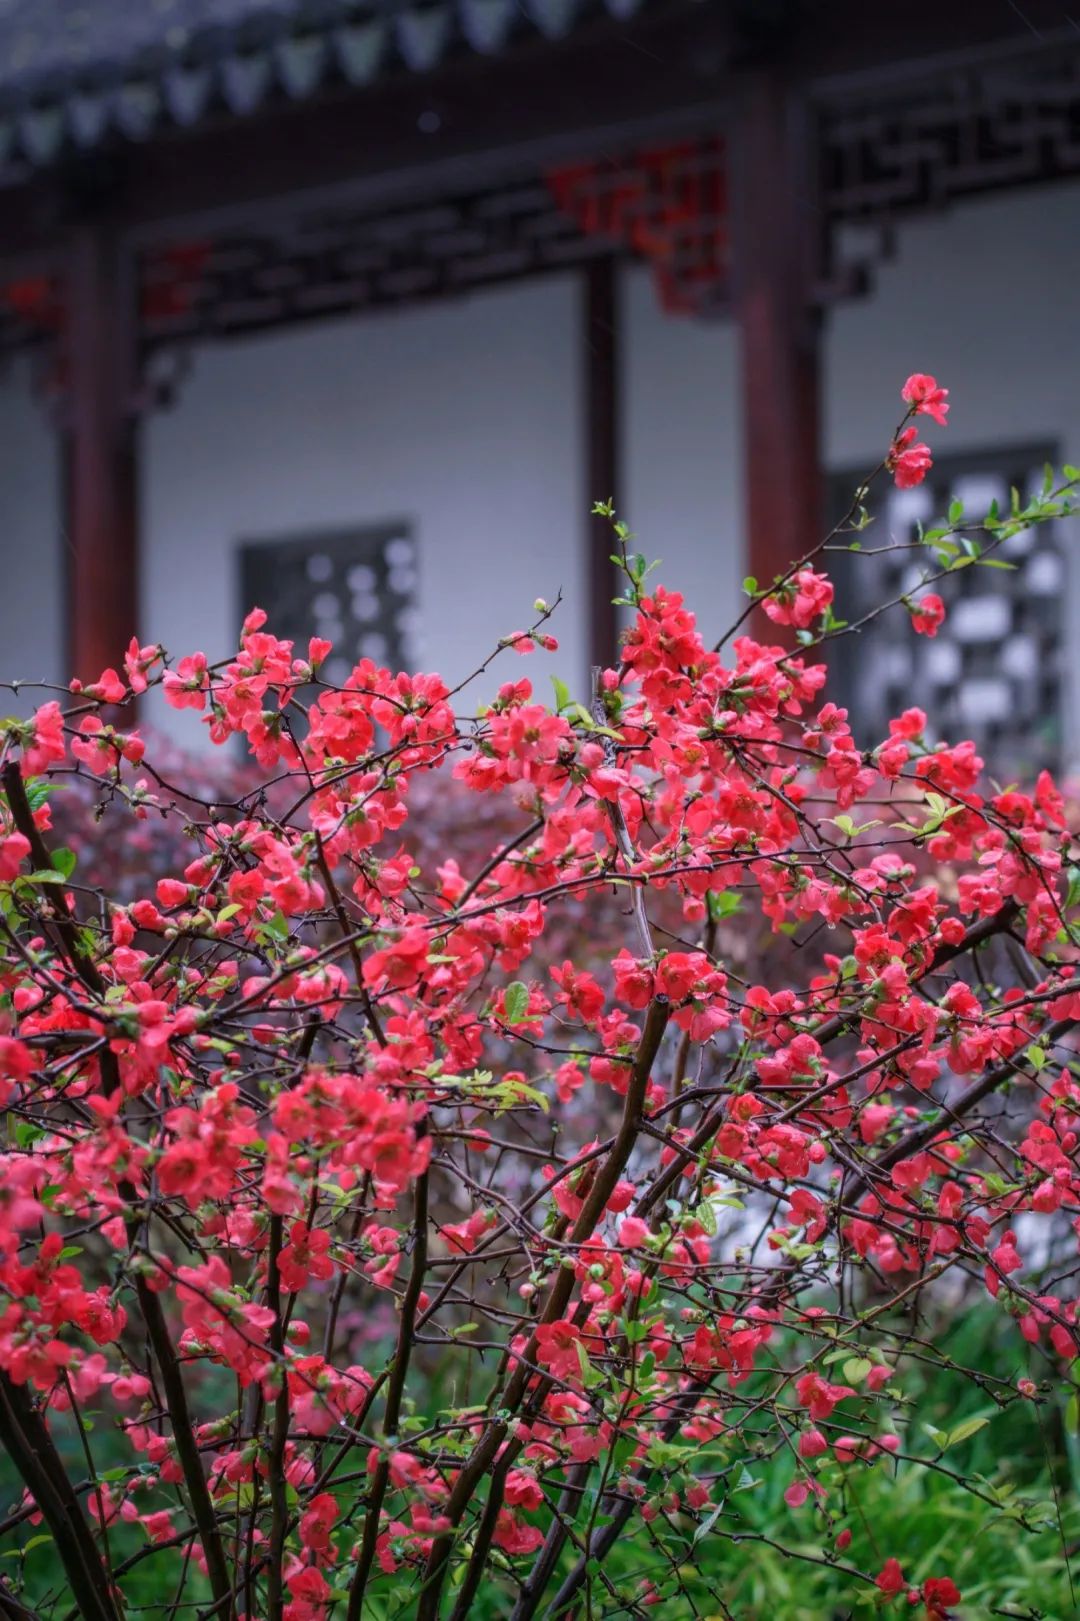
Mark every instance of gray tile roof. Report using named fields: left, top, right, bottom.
left=0, top=0, right=652, bottom=168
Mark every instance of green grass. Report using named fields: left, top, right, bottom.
left=2, top=1302, right=1076, bottom=1618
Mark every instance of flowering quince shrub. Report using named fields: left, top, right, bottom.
left=2, top=380, right=1080, bottom=1621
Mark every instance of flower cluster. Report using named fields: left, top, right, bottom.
left=0, top=376, right=1076, bottom=1621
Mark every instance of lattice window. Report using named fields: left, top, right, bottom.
left=828, top=446, right=1065, bottom=779
left=238, top=522, right=419, bottom=689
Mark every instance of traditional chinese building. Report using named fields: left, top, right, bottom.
left=0, top=0, right=1078, bottom=774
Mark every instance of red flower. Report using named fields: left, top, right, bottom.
left=492, top=1509, right=544, bottom=1555
left=888, top=425, right=933, bottom=488
left=504, top=1469, right=544, bottom=1511
left=876, top=1557, right=905, bottom=1594
left=299, top=1491, right=339, bottom=1554
left=278, top=1223, right=335, bottom=1293
left=286, top=1565, right=330, bottom=1617
left=0, top=831, right=30, bottom=881
left=163, top=652, right=210, bottom=711
left=901, top=373, right=949, bottom=425
left=794, top=1372, right=856, bottom=1419
left=156, top=1140, right=208, bottom=1198
left=922, top=1576, right=962, bottom=1616
left=763, top=567, right=834, bottom=630
left=910, top=593, right=946, bottom=637
left=798, top=1428, right=827, bottom=1459
left=534, top=1319, right=581, bottom=1381
left=618, top=1216, right=650, bottom=1248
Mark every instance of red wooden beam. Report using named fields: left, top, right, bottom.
left=65, top=223, right=139, bottom=685
left=583, top=254, right=620, bottom=676
left=731, top=73, right=823, bottom=599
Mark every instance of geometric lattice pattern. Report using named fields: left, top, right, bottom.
left=818, top=42, right=1080, bottom=296
left=126, top=36, right=1080, bottom=345
left=821, top=44, right=1080, bottom=219
left=238, top=522, right=419, bottom=689
left=828, top=446, right=1065, bottom=780
left=3, top=40, right=1080, bottom=359
left=134, top=140, right=730, bottom=347
left=138, top=183, right=605, bottom=348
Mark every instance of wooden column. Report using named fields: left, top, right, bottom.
left=731, top=73, right=822, bottom=597
left=583, top=254, right=620, bottom=675
left=65, top=222, right=139, bottom=683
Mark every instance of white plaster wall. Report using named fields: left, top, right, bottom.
left=826, top=183, right=1080, bottom=474
left=142, top=275, right=585, bottom=740
left=0, top=359, right=63, bottom=706
left=0, top=179, right=1078, bottom=754
left=826, top=181, right=1080, bottom=762
left=620, top=263, right=744, bottom=645
left=620, top=181, right=1080, bottom=675
left=143, top=262, right=746, bottom=750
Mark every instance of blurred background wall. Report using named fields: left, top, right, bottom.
left=2, top=180, right=1078, bottom=748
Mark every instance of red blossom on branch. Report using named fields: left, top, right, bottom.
left=0, top=376, right=1075, bottom=1621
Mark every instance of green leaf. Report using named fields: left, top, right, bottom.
left=1065, top=865, right=1080, bottom=912
left=22, top=778, right=64, bottom=811
left=503, top=982, right=529, bottom=1024
left=496, top=1076, right=549, bottom=1115
left=843, top=1357, right=873, bottom=1385
left=575, top=1338, right=604, bottom=1389
left=551, top=676, right=571, bottom=714
left=50, top=846, right=77, bottom=879
left=947, top=1414, right=990, bottom=1446
left=694, top=1502, right=724, bottom=1544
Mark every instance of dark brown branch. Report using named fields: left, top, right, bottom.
left=265, top=1215, right=290, bottom=1621
left=0, top=1376, right=119, bottom=1621
left=2, top=760, right=233, bottom=1616
left=0, top=1577, right=41, bottom=1621
left=2, top=761, right=107, bottom=997
left=347, top=1145, right=429, bottom=1621
left=416, top=996, right=670, bottom=1621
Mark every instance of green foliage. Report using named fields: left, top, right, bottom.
left=415, top=1303, right=1078, bottom=1619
